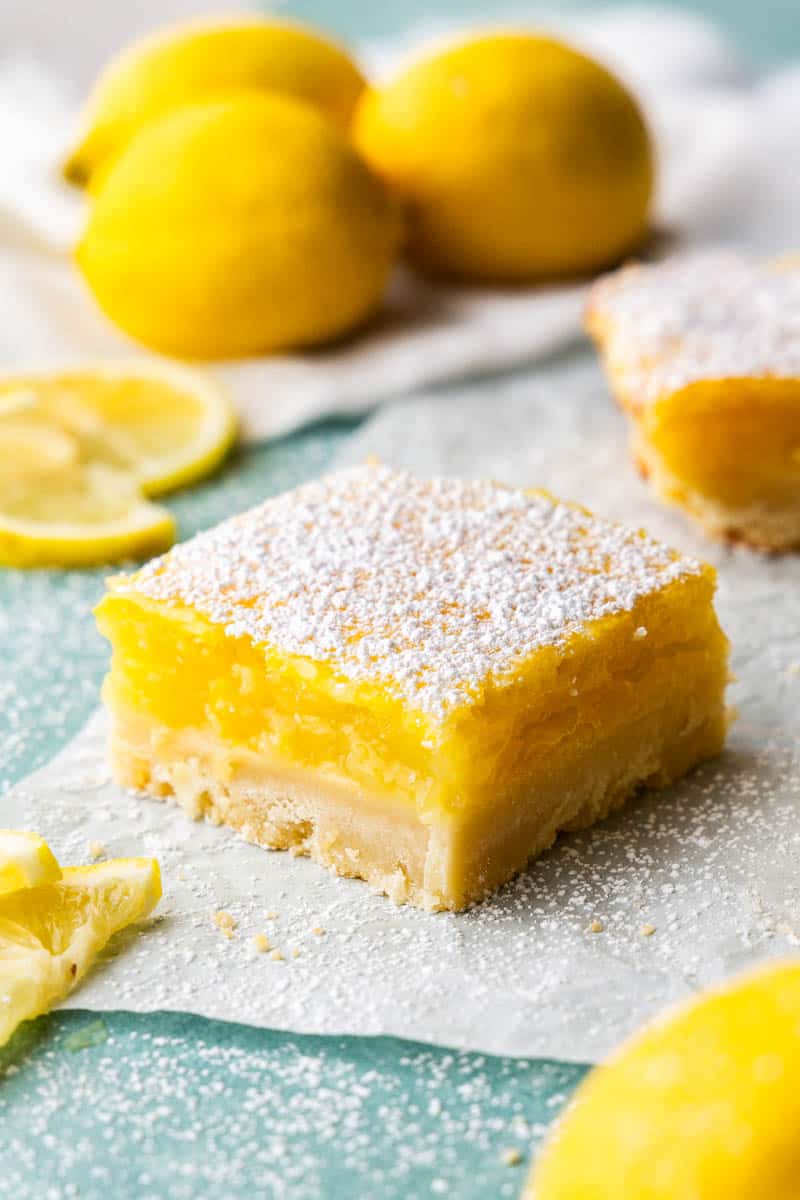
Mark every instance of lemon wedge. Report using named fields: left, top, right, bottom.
left=0, top=362, right=236, bottom=567
left=0, top=830, right=62, bottom=895
left=0, top=856, right=161, bottom=1047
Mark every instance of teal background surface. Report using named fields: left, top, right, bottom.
left=0, top=1011, right=587, bottom=1199
left=288, top=0, right=800, bottom=64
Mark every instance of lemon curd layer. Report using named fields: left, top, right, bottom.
left=587, top=251, right=800, bottom=550
left=96, top=465, right=729, bottom=910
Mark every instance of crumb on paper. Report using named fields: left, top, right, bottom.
left=640, top=924, right=656, bottom=937
left=501, top=1148, right=523, bottom=1167
left=87, top=840, right=106, bottom=860
left=253, top=933, right=271, bottom=954
left=291, top=948, right=301, bottom=959
left=312, top=926, right=326, bottom=937
left=265, top=910, right=279, bottom=920
left=270, top=949, right=285, bottom=962
left=212, top=910, right=236, bottom=937
left=588, top=919, right=604, bottom=934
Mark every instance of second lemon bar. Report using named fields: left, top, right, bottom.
left=96, top=465, right=729, bottom=910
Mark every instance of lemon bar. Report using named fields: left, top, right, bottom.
left=587, top=250, right=800, bottom=551
left=96, top=465, right=729, bottom=911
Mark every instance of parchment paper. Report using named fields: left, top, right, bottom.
left=4, top=352, right=799, bottom=1062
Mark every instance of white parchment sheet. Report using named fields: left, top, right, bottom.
left=4, top=353, right=799, bottom=1062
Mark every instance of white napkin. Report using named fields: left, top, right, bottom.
left=0, top=7, right=780, bottom=443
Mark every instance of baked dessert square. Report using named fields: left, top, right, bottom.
left=96, top=464, right=729, bottom=911
left=587, top=250, right=800, bottom=551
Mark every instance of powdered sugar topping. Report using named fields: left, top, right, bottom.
left=122, top=466, right=701, bottom=719
left=589, top=250, right=800, bottom=404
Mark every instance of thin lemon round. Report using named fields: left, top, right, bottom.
left=353, top=33, right=653, bottom=281
left=63, top=16, right=366, bottom=188
left=528, top=961, right=800, bottom=1200
left=0, top=856, right=161, bottom=1047
left=0, top=487, right=175, bottom=570
left=0, top=362, right=237, bottom=495
left=0, top=362, right=236, bottom=567
left=0, top=830, right=62, bottom=896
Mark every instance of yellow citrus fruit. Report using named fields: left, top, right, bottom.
left=528, top=961, right=800, bottom=1200
left=77, top=92, right=402, bottom=359
left=353, top=34, right=654, bottom=282
left=0, top=831, right=62, bottom=895
left=0, top=857, right=161, bottom=1047
left=63, top=16, right=366, bottom=188
left=0, top=362, right=236, bottom=567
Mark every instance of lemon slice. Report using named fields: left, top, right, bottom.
left=0, top=464, right=176, bottom=569
left=0, top=830, right=62, bottom=895
left=0, top=362, right=237, bottom=497
left=0, top=362, right=236, bottom=567
left=0, top=856, right=161, bottom=1047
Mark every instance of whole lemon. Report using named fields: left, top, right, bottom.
left=77, top=92, right=401, bottom=359
left=528, top=961, right=800, bottom=1200
left=353, top=34, right=654, bottom=282
left=64, top=17, right=366, bottom=188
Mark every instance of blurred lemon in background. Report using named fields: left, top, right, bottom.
left=0, top=855, right=161, bottom=1047
left=77, top=92, right=402, bottom=359
left=528, top=961, right=800, bottom=1199
left=63, top=17, right=366, bottom=188
left=353, top=34, right=654, bottom=282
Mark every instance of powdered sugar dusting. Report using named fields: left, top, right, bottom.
left=1, top=1007, right=581, bottom=1200
left=589, top=250, right=800, bottom=404
left=121, top=465, right=701, bottom=718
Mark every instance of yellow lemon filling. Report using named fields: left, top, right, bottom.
left=642, top=378, right=800, bottom=511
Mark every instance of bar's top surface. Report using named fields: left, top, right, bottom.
left=118, top=465, right=703, bottom=718
left=589, top=250, right=800, bottom=402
